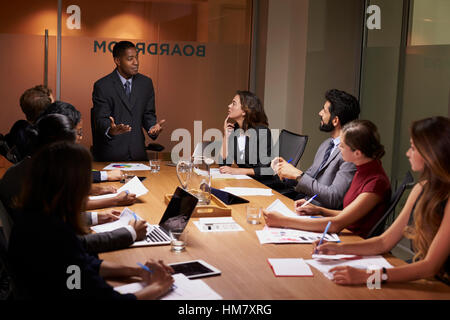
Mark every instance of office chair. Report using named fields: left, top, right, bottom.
left=277, top=129, right=308, bottom=168
left=0, top=201, right=13, bottom=300
left=269, top=130, right=308, bottom=198
left=146, top=143, right=165, bottom=152
left=0, top=200, right=12, bottom=247
left=366, top=171, right=414, bottom=238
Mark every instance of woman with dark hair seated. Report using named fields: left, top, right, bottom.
left=219, top=91, right=273, bottom=181
left=8, top=141, right=174, bottom=300
left=264, top=120, right=391, bottom=239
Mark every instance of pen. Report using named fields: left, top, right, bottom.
left=137, top=262, right=153, bottom=274
left=137, top=263, right=178, bottom=289
left=315, top=221, right=331, bottom=254
left=300, top=194, right=318, bottom=208
left=277, top=158, right=294, bottom=179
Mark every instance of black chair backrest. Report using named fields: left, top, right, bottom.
left=0, top=224, right=13, bottom=300
left=0, top=200, right=13, bottom=247
left=277, top=129, right=308, bottom=167
left=366, top=171, right=414, bottom=238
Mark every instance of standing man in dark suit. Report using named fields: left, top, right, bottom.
left=272, top=89, right=360, bottom=209
left=91, top=41, right=165, bottom=161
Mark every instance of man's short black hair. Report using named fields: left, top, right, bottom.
left=325, top=89, right=360, bottom=126
left=112, top=41, right=136, bottom=58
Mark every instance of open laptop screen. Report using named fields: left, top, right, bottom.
left=159, top=187, right=198, bottom=233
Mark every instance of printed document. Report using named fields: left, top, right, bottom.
left=193, top=217, right=244, bottom=232
left=255, top=226, right=340, bottom=244
left=103, top=163, right=152, bottom=171
left=114, top=273, right=223, bottom=300
left=221, top=187, right=273, bottom=196
left=89, top=176, right=148, bottom=200
left=210, top=168, right=252, bottom=180
left=305, top=256, right=393, bottom=280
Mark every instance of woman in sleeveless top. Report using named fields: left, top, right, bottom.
left=313, top=116, right=450, bottom=285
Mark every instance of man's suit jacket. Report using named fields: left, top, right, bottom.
left=295, top=138, right=356, bottom=209
left=91, top=70, right=157, bottom=161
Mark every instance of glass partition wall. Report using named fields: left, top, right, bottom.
left=360, top=0, right=450, bottom=260
left=0, top=0, right=253, bottom=154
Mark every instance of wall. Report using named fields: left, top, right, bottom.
left=300, top=0, right=364, bottom=170
left=0, top=0, right=253, bottom=158
left=261, top=0, right=308, bottom=147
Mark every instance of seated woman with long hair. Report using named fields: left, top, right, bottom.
left=313, top=116, right=449, bottom=285
left=219, top=90, right=273, bottom=181
left=264, top=120, right=391, bottom=239
left=8, top=141, right=174, bottom=299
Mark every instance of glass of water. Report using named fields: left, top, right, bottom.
left=149, top=159, right=161, bottom=173
left=169, top=228, right=188, bottom=252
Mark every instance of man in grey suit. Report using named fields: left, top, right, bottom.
left=91, top=41, right=165, bottom=161
left=272, top=89, right=360, bottom=209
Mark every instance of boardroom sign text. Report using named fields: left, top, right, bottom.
left=94, top=40, right=206, bottom=58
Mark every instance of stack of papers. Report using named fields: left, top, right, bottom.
left=89, top=176, right=148, bottom=200
left=114, top=273, right=223, bottom=300
left=221, top=187, right=273, bottom=196
left=210, top=168, right=252, bottom=180
left=255, top=226, right=340, bottom=244
left=268, top=258, right=313, bottom=277
left=311, top=254, right=361, bottom=261
left=103, top=163, right=152, bottom=171
left=91, top=207, right=141, bottom=234
left=90, top=208, right=152, bottom=247
left=305, top=255, right=393, bottom=280
left=193, top=217, right=244, bottom=232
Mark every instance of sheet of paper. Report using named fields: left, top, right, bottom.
left=221, top=187, right=273, bottom=196
left=90, top=207, right=141, bottom=233
left=305, top=256, right=393, bottom=280
left=210, top=168, right=252, bottom=180
left=116, top=176, right=148, bottom=197
left=103, top=163, right=152, bottom=171
left=89, top=176, right=148, bottom=200
left=265, top=199, right=305, bottom=218
left=193, top=217, right=244, bottom=232
left=311, top=254, right=361, bottom=261
left=114, top=273, right=223, bottom=300
left=255, top=226, right=340, bottom=244
left=268, top=258, right=313, bottom=277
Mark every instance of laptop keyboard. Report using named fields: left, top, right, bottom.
left=145, top=226, right=171, bottom=243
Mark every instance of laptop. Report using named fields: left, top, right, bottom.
left=132, top=187, right=198, bottom=247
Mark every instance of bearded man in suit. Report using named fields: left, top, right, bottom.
left=91, top=41, right=165, bottom=161
left=272, top=89, right=360, bottom=209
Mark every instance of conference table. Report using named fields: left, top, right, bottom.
left=95, top=161, right=450, bottom=300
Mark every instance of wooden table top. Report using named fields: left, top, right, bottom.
left=94, top=162, right=450, bottom=300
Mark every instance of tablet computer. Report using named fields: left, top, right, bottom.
left=211, top=187, right=249, bottom=205
left=169, top=259, right=221, bottom=279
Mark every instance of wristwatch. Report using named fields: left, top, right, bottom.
left=381, top=267, right=388, bottom=283
left=296, top=171, right=305, bottom=181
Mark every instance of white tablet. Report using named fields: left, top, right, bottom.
left=169, top=259, right=221, bottom=279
